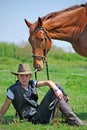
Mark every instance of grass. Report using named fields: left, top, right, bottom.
left=0, top=42, right=87, bottom=129
left=0, top=56, right=87, bottom=130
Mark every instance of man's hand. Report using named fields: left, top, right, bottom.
left=54, top=89, right=63, bottom=100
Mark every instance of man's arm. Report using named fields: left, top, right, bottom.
left=37, top=80, right=63, bottom=99
left=0, top=97, right=12, bottom=121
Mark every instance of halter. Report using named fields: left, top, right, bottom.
left=32, top=27, right=50, bottom=80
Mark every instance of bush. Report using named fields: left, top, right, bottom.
left=0, top=42, right=33, bottom=62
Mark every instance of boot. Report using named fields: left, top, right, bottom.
left=59, top=97, right=85, bottom=126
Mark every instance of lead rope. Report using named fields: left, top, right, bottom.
left=34, top=58, right=49, bottom=80
left=45, top=57, right=49, bottom=80
left=35, top=71, right=37, bottom=80
left=43, top=41, right=49, bottom=80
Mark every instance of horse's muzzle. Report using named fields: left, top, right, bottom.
left=34, top=63, right=44, bottom=71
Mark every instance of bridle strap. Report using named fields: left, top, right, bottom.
left=34, top=51, right=50, bottom=81
left=34, top=48, right=49, bottom=80
left=33, top=27, right=50, bottom=80
left=32, top=54, right=45, bottom=60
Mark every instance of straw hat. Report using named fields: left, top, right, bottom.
left=11, top=63, right=33, bottom=75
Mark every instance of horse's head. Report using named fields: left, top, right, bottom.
left=25, top=17, right=52, bottom=71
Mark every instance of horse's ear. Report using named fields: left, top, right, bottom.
left=24, top=19, right=32, bottom=28
left=38, top=17, right=43, bottom=27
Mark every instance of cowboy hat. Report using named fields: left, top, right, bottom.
left=11, top=63, right=33, bottom=75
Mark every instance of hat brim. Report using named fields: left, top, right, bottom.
left=11, top=71, right=33, bottom=75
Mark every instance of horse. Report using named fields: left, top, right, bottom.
left=25, top=3, right=87, bottom=71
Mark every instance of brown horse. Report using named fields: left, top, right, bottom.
left=25, top=3, right=87, bottom=70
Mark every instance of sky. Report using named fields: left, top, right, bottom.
left=0, top=0, right=86, bottom=52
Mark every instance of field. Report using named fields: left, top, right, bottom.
left=0, top=42, right=87, bottom=130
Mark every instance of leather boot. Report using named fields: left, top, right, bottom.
left=59, top=97, right=85, bottom=126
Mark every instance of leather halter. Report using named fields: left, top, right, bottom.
left=32, top=27, right=48, bottom=60
left=31, top=27, right=50, bottom=80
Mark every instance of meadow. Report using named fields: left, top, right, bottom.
left=0, top=42, right=87, bottom=130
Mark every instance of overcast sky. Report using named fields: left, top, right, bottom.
left=0, top=0, right=86, bottom=51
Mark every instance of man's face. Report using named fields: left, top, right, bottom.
left=17, top=74, right=31, bottom=87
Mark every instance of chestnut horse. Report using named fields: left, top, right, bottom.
left=25, top=3, right=87, bottom=71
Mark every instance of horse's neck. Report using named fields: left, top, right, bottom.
left=43, top=7, right=86, bottom=43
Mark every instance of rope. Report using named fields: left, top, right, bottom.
left=45, top=58, right=49, bottom=80
left=34, top=57, right=50, bottom=80
left=35, top=71, right=37, bottom=80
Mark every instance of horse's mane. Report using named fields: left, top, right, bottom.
left=41, top=3, right=87, bottom=21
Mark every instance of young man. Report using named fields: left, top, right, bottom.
left=0, top=63, right=85, bottom=126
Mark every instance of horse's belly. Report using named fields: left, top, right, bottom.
left=72, top=41, right=87, bottom=57
left=72, top=25, right=87, bottom=57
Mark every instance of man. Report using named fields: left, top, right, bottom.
left=0, top=63, right=85, bottom=126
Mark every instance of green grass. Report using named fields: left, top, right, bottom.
left=0, top=58, right=87, bottom=130
left=0, top=43, right=87, bottom=130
